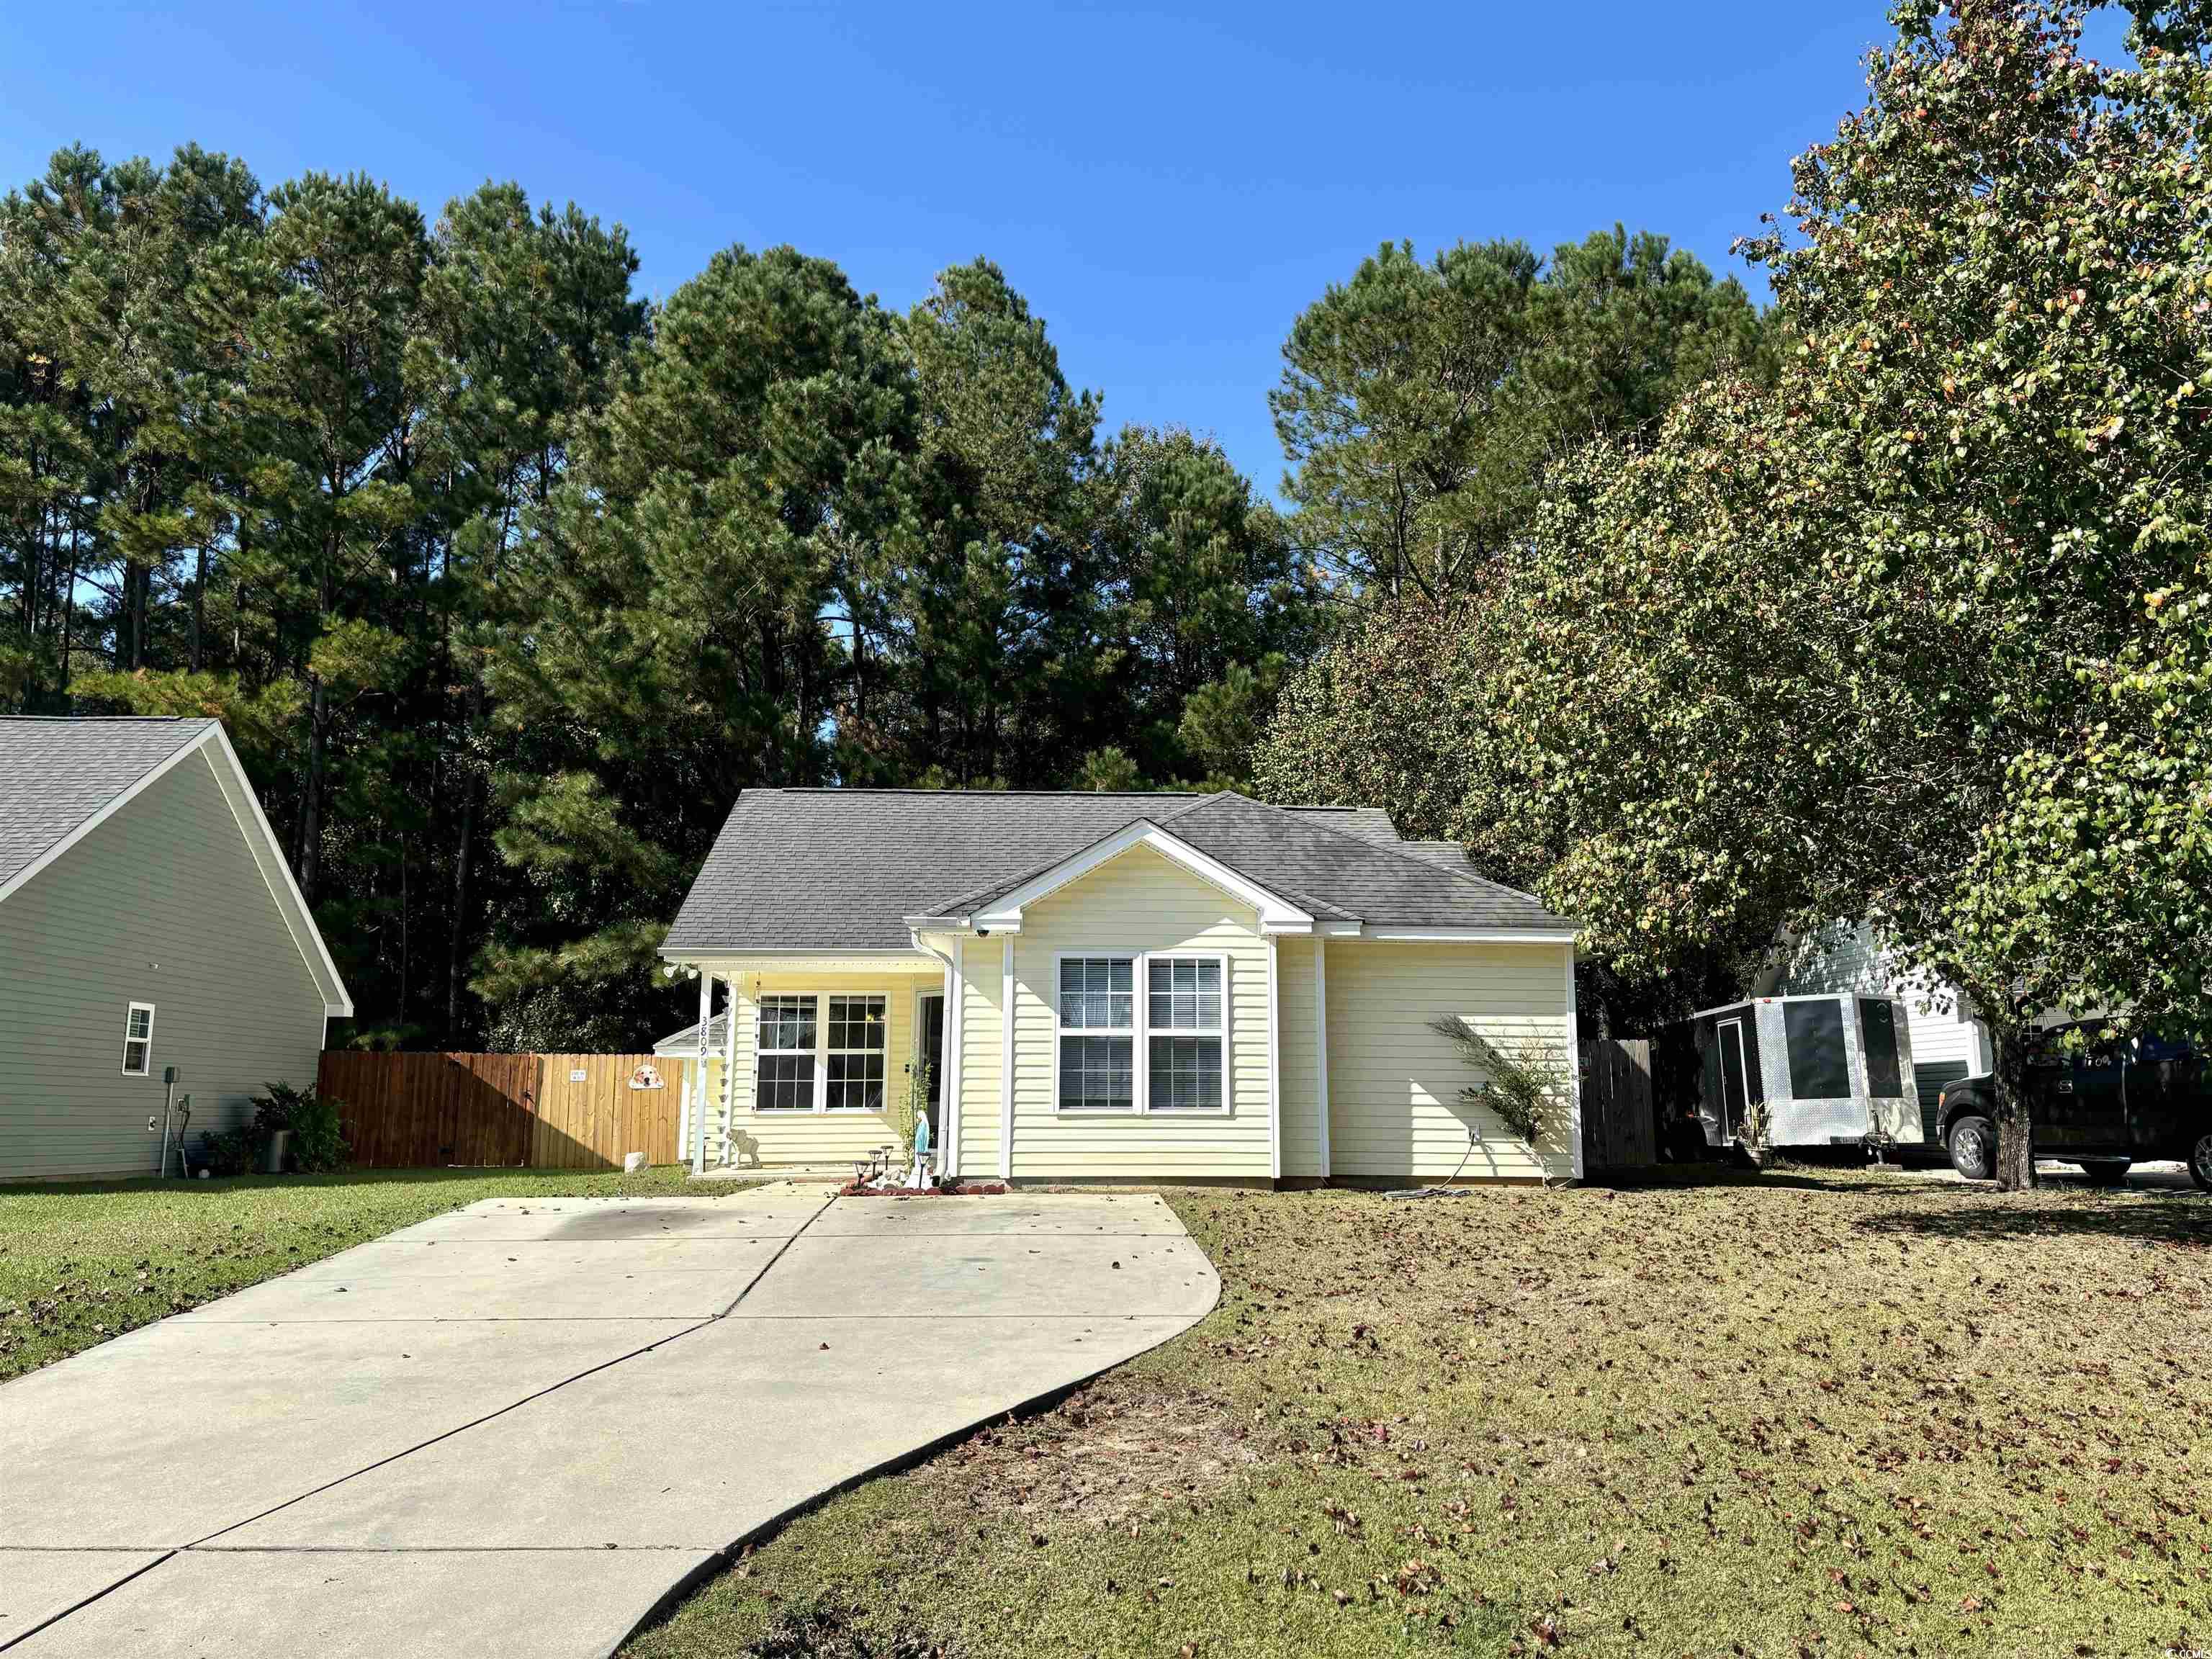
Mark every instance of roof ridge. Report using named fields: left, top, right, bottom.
left=1222, top=793, right=1557, bottom=912
left=917, top=796, right=1358, bottom=925
left=752, top=786, right=1209, bottom=799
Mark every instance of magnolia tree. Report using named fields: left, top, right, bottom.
left=1487, top=0, right=2212, bottom=1187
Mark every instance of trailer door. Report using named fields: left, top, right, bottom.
left=1717, top=1017, right=1751, bottom=1141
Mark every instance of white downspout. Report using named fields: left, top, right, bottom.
left=690, top=969, right=712, bottom=1177
left=999, top=936, right=1015, bottom=1183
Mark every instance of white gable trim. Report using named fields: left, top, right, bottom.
left=968, top=820, right=1316, bottom=935
left=0, top=722, right=352, bottom=1015
left=199, top=725, right=354, bottom=1017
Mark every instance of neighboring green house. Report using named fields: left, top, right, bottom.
left=0, top=718, right=352, bottom=1181
left=659, top=788, right=1582, bottom=1185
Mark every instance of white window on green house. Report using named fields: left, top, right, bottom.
left=755, top=995, right=817, bottom=1110
left=122, top=1002, right=156, bottom=1076
left=1147, top=956, right=1226, bottom=1111
left=825, top=994, right=887, bottom=1110
left=1057, top=956, right=1134, bottom=1111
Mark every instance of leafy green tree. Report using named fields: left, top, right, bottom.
left=1478, top=0, right=2212, bottom=1186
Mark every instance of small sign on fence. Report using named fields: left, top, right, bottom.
left=626, top=1061, right=665, bottom=1091
left=569, top=1067, right=588, bottom=1082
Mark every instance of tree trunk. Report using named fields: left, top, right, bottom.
left=446, top=770, right=477, bottom=1043
left=1990, top=1022, right=2037, bottom=1192
left=189, top=544, right=208, bottom=672
left=58, top=520, right=79, bottom=701
left=297, top=675, right=328, bottom=902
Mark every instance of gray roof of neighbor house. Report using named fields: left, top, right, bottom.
left=0, top=716, right=219, bottom=894
left=655, top=1012, right=729, bottom=1055
left=662, top=788, right=1572, bottom=955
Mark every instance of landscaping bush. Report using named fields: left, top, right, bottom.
left=195, top=1125, right=261, bottom=1177
left=251, top=1082, right=350, bottom=1173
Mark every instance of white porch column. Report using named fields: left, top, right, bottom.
left=1267, top=935, right=1282, bottom=1181
left=690, top=970, right=713, bottom=1176
left=1313, top=935, right=1330, bottom=1179
left=998, top=936, right=1015, bottom=1182
left=723, top=976, right=741, bottom=1162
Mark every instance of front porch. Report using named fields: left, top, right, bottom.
left=673, top=954, right=950, bottom=1175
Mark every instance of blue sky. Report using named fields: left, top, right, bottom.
left=4, top=2, right=1896, bottom=493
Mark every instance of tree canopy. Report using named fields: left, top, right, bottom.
left=1259, top=0, right=2212, bottom=1185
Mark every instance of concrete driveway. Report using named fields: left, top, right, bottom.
left=0, top=1190, right=1218, bottom=1658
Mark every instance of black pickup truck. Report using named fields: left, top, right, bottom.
left=1935, top=1023, right=2212, bottom=1188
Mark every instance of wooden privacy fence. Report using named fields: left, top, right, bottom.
left=1580, top=1038, right=1657, bottom=1171
left=315, top=1051, right=684, bottom=1170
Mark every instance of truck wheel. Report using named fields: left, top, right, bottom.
left=1946, top=1115, right=1995, bottom=1181
left=2077, top=1159, right=2130, bottom=1187
left=2190, top=1133, right=2212, bottom=1193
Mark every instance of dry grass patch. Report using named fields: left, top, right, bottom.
left=629, top=1167, right=2212, bottom=1659
left=898, top=1382, right=1261, bottom=1538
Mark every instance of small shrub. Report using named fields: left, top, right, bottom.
left=196, top=1125, right=261, bottom=1177
left=251, top=1082, right=351, bottom=1173
left=1429, top=1015, right=1571, bottom=1148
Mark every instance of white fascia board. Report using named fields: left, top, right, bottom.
left=971, top=819, right=1314, bottom=932
left=1313, top=920, right=1364, bottom=938
left=657, top=947, right=934, bottom=963
left=1361, top=927, right=1580, bottom=945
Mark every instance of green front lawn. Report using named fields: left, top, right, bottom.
left=628, top=1167, right=2211, bottom=1659
left=0, top=1166, right=737, bottom=1381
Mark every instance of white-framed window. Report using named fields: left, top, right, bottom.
left=1053, top=952, right=1230, bottom=1115
left=1147, top=956, right=1226, bottom=1112
left=825, top=994, right=888, bottom=1111
left=1057, top=956, right=1135, bottom=1111
left=121, top=1002, right=156, bottom=1076
left=755, top=995, right=817, bottom=1111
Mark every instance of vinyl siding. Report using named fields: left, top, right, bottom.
left=954, top=942, right=1001, bottom=1179
left=681, top=966, right=940, bottom=1168
left=1324, top=940, right=1574, bottom=1182
left=0, top=750, right=325, bottom=1180
left=1277, top=935, right=1323, bottom=1178
left=1007, top=844, right=1273, bottom=1180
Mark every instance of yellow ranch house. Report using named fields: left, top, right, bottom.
left=658, top=788, right=1581, bottom=1186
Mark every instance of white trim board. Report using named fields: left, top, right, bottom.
left=968, top=820, right=1317, bottom=936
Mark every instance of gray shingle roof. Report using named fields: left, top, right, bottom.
left=1293, top=806, right=1400, bottom=842
left=0, top=717, right=217, bottom=894
left=662, top=788, right=1570, bottom=954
